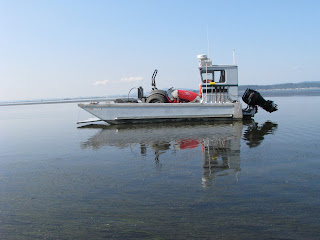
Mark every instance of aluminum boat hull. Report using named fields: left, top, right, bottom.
left=78, top=102, right=243, bottom=124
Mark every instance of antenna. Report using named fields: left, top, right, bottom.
left=233, top=48, right=235, bottom=65
left=207, top=25, right=210, bottom=57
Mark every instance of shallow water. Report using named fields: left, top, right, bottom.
left=1, top=96, right=320, bottom=239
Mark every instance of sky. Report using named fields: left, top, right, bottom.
left=0, top=0, right=319, bottom=101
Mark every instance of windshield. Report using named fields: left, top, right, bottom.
left=201, top=70, right=225, bottom=83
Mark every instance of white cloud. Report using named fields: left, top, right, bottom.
left=120, top=76, right=143, bottom=82
left=93, top=80, right=110, bottom=86
left=291, top=66, right=301, bottom=71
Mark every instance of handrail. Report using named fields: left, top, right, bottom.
left=201, top=85, right=230, bottom=103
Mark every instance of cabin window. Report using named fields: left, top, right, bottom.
left=201, top=70, right=225, bottom=83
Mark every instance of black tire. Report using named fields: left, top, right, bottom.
left=146, top=94, right=168, bottom=103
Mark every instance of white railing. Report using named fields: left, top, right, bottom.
left=201, top=85, right=229, bottom=103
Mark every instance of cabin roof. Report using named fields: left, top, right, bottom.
left=199, top=65, right=237, bottom=70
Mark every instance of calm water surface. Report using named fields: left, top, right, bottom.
left=0, top=96, right=320, bottom=239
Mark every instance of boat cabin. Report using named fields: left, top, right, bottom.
left=198, top=54, right=238, bottom=104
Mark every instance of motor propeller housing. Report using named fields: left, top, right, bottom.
left=242, top=88, right=278, bottom=113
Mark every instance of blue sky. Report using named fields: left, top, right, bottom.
left=1, top=0, right=319, bottom=100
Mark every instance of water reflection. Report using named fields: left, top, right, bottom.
left=80, top=121, right=277, bottom=186
left=243, top=121, right=278, bottom=148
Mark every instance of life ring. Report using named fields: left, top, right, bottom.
left=199, top=80, right=211, bottom=97
left=200, top=80, right=215, bottom=97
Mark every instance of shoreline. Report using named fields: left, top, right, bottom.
left=1, top=88, right=320, bottom=106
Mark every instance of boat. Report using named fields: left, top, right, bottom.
left=78, top=54, right=277, bottom=125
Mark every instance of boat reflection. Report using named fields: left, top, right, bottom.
left=242, top=120, right=278, bottom=148
left=79, top=121, right=277, bottom=186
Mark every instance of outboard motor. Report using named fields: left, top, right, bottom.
left=242, top=88, right=278, bottom=113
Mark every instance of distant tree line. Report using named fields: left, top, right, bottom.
left=185, top=81, right=320, bottom=93
left=238, top=81, right=320, bottom=91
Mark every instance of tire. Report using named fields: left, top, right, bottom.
left=146, top=94, right=168, bottom=103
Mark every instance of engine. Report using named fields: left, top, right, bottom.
left=242, top=88, right=278, bottom=113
